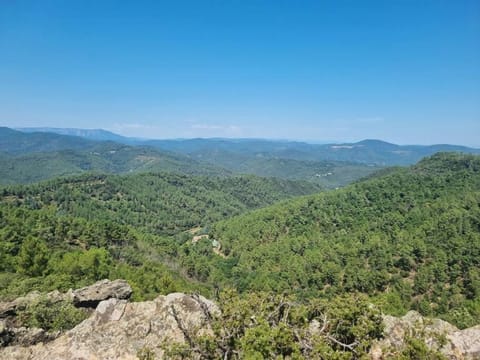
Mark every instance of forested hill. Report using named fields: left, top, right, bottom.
left=0, top=127, right=96, bottom=154
left=0, top=171, right=320, bottom=301
left=0, top=128, right=233, bottom=184
left=145, top=138, right=480, bottom=165
left=0, top=143, right=230, bottom=185
left=200, top=153, right=480, bottom=327
left=15, top=127, right=480, bottom=166
left=0, top=172, right=321, bottom=235
left=2, top=127, right=380, bottom=187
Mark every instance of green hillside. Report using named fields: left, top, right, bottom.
left=178, top=153, right=480, bottom=328
left=146, top=137, right=480, bottom=165
left=0, top=200, right=207, bottom=301
left=0, top=171, right=320, bottom=300
left=1, top=127, right=384, bottom=188
left=0, top=152, right=478, bottom=358
left=0, top=127, right=96, bottom=155
left=183, top=149, right=382, bottom=188
left=0, top=142, right=231, bottom=185
left=1, top=172, right=320, bottom=235
left=1, top=152, right=478, bottom=333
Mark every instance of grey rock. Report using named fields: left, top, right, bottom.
left=0, top=320, right=14, bottom=347
left=0, top=291, right=42, bottom=318
left=72, top=279, right=132, bottom=308
left=444, top=325, right=480, bottom=360
left=0, top=290, right=71, bottom=319
left=2, top=283, right=478, bottom=360
left=0, top=292, right=219, bottom=359
left=0, top=279, right=131, bottom=349
left=372, top=311, right=480, bottom=360
left=10, top=327, right=47, bottom=346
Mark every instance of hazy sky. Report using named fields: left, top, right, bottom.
left=1, top=1, right=479, bottom=145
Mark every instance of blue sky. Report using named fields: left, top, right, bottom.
left=1, top=0, right=479, bottom=145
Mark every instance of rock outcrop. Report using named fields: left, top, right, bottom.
left=1, top=282, right=479, bottom=360
left=0, top=292, right=217, bottom=360
left=0, top=278, right=131, bottom=319
left=0, top=279, right=132, bottom=349
left=72, top=279, right=132, bottom=307
left=371, top=311, right=480, bottom=360
left=0, top=290, right=67, bottom=319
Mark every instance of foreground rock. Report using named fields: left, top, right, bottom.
left=0, top=279, right=132, bottom=349
left=72, top=279, right=132, bottom=307
left=371, top=311, right=480, bottom=359
left=0, top=290, right=67, bottom=319
left=0, top=293, right=218, bottom=360
left=0, top=279, right=132, bottom=319
left=1, top=282, right=479, bottom=359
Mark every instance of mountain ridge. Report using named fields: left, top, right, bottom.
left=11, top=127, right=480, bottom=165
left=1, top=128, right=382, bottom=186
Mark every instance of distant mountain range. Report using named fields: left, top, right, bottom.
left=17, top=127, right=133, bottom=143
left=16, top=127, right=480, bottom=166
left=143, top=137, right=480, bottom=166
left=2, top=126, right=479, bottom=186
left=0, top=127, right=230, bottom=184
left=1, top=127, right=97, bottom=155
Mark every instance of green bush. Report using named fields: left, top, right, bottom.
left=18, top=296, right=88, bottom=332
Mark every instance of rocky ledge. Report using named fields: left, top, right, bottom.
left=0, top=279, right=132, bottom=349
left=0, top=280, right=478, bottom=359
left=1, top=292, right=217, bottom=360
left=0, top=279, right=132, bottom=319
left=371, top=310, right=480, bottom=359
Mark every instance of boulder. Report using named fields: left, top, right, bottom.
left=0, top=292, right=219, bottom=359
left=443, top=325, right=480, bottom=360
left=0, top=322, right=58, bottom=348
left=9, top=327, right=49, bottom=347
left=0, top=279, right=131, bottom=349
left=372, top=311, right=480, bottom=359
left=72, top=279, right=132, bottom=308
left=0, top=319, right=13, bottom=347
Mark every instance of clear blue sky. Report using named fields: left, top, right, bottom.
left=1, top=0, right=479, bottom=145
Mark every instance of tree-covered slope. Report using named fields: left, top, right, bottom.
left=0, top=127, right=382, bottom=188
left=0, top=127, right=96, bottom=155
left=0, top=141, right=230, bottom=185
left=2, top=151, right=479, bottom=331
left=146, top=137, right=480, bottom=165
left=1, top=172, right=321, bottom=235
left=0, top=199, right=209, bottom=301
left=179, top=149, right=382, bottom=188
left=196, top=153, right=480, bottom=327
left=0, top=172, right=320, bottom=300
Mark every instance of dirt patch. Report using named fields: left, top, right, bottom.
left=192, top=234, right=209, bottom=243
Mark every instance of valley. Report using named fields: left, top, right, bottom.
left=0, top=127, right=479, bottom=358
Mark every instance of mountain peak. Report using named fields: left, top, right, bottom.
left=356, top=139, right=397, bottom=147
left=17, top=127, right=127, bottom=142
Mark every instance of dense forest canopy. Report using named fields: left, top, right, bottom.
left=0, top=128, right=385, bottom=187
left=0, top=172, right=321, bottom=235
left=0, top=172, right=320, bottom=300
left=0, top=152, right=479, bottom=356
left=12, top=127, right=480, bottom=166
left=188, top=153, right=480, bottom=328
